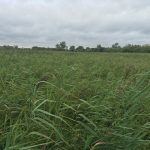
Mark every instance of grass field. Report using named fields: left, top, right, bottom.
left=0, top=51, right=150, bottom=150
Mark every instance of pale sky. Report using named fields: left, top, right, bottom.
left=0, top=0, right=150, bottom=47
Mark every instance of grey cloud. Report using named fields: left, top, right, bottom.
left=0, top=0, right=150, bottom=47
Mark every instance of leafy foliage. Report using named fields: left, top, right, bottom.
left=1, top=42, right=150, bottom=53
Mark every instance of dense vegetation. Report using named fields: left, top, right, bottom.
left=0, top=51, right=150, bottom=149
left=1, top=41, right=150, bottom=53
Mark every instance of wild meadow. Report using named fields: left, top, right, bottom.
left=0, top=51, right=150, bottom=150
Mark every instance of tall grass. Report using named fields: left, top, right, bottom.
left=0, top=51, right=150, bottom=149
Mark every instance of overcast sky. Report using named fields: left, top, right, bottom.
left=0, top=0, right=150, bottom=47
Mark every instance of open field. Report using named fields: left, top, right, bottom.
left=0, top=51, right=150, bottom=150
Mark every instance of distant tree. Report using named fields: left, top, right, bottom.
left=96, top=44, right=104, bottom=52
left=56, top=41, right=67, bottom=50
left=85, top=47, right=91, bottom=52
left=112, top=43, right=120, bottom=48
left=69, top=45, right=75, bottom=51
left=91, top=48, right=97, bottom=52
left=126, top=44, right=132, bottom=48
left=123, top=44, right=143, bottom=53
left=76, top=46, right=84, bottom=51
left=3, top=45, right=14, bottom=49
left=14, top=45, right=18, bottom=49
left=32, top=46, right=38, bottom=49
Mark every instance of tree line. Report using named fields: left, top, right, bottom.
left=1, top=41, right=150, bottom=53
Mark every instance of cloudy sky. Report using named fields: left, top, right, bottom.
left=0, top=0, right=150, bottom=47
